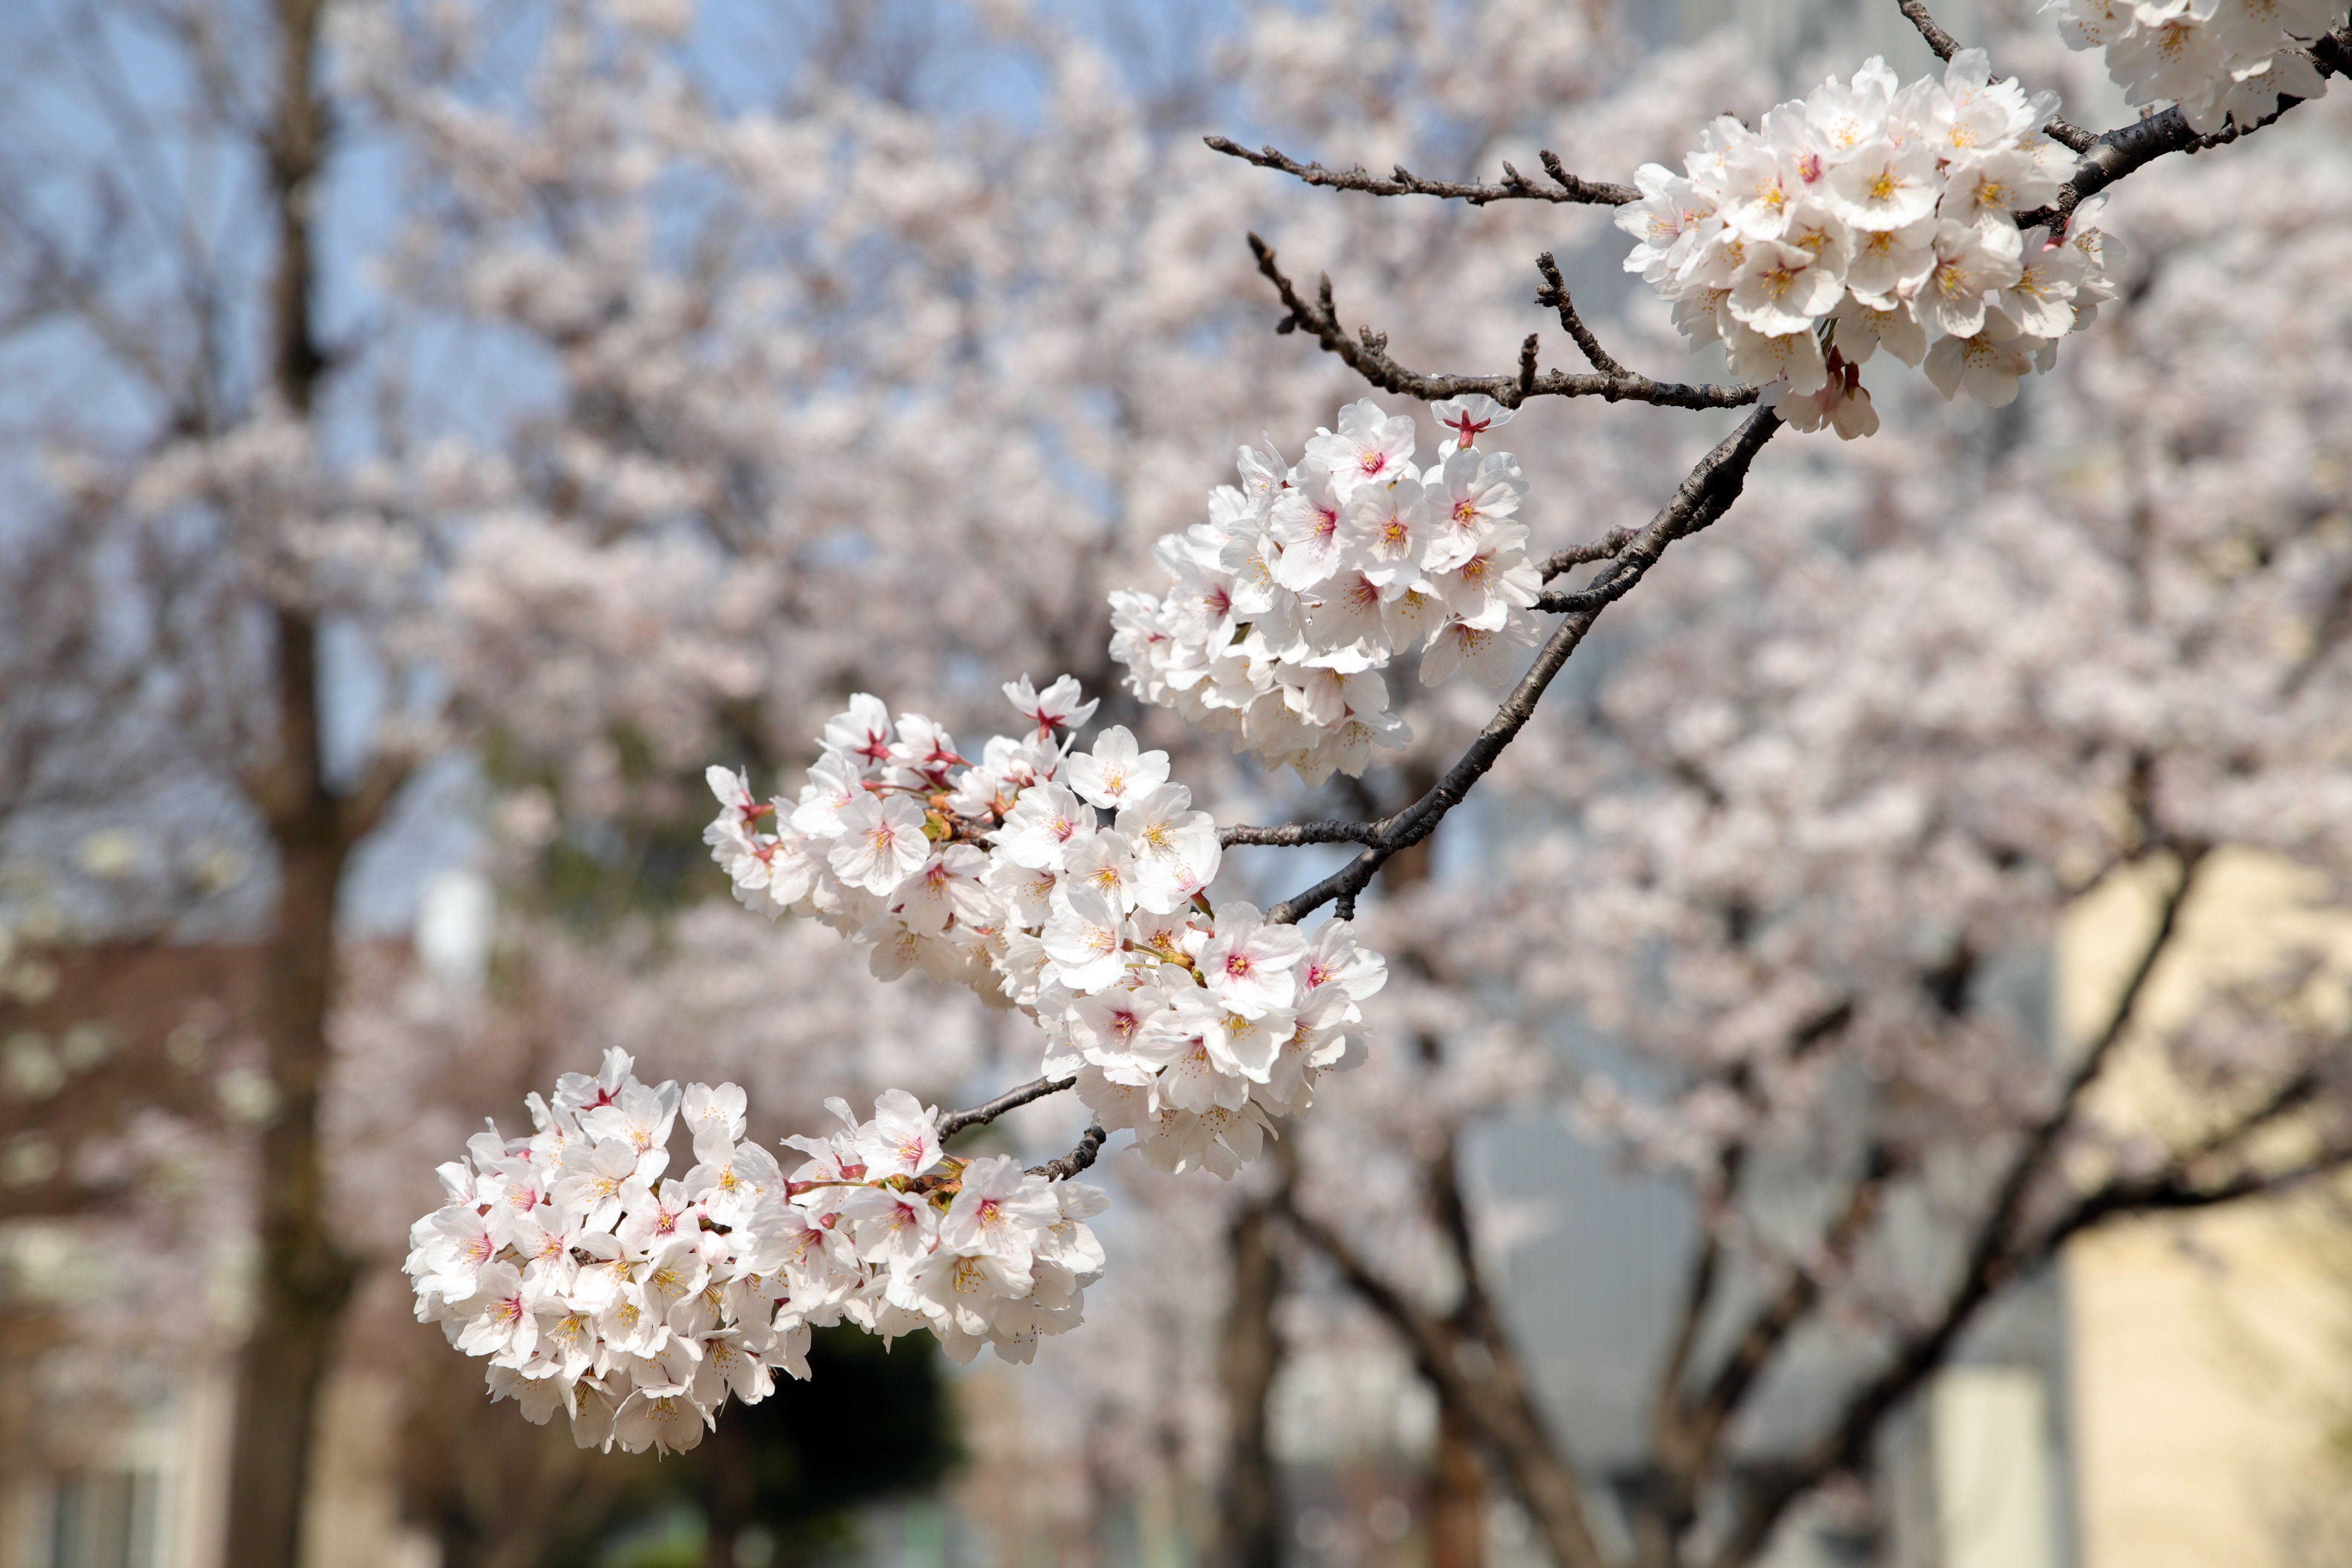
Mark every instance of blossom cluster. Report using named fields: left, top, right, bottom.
left=1108, top=396, right=1544, bottom=782
left=704, top=678, right=1388, bottom=1176
left=406, top=1052, right=1110, bottom=1452
left=2049, top=0, right=2343, bottom=135
left=1618, top=51, right=2119, bottom=420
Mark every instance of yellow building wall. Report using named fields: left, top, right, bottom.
left=2060, top=852, right=2352, bottom=1568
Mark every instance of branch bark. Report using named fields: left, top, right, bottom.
left=1206, top=136, right=1637, bottom=206
left=2017, top=23, right=2352, bottom=232
left=940, top=1074, right=1077, bottom=1140
left=1250, top=236, right=1759, bottom=412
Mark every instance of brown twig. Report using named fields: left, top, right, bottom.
left=1894, top=0, right=2099, bottom=152
left=1251, top=235, right=1759, bottom=412
left=1204, top=135, right=1638, bottom=207
left=939, top=1075, right=1076, bottom=1140
left=1026, top=1123, right=1108, bottom=1182
left=1263, top=406, right=1784, bottom=927
left=1534, top=252, right=1630, bottom=378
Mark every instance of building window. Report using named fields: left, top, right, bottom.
left=47, top=1470, right=159, bottom=1568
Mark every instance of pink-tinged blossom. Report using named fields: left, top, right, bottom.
left=1729, top=239, right=1847, bottom=336
left=1302, top=397, right=1417, bottom=498
left=1197, top=901, right=1309, bottom=1020
left=827, top=792, right=932, bottom=894
left=1041, top=883, right=1128, bottom=992
left=681, top=1081, right=747, bottom=1144
left=1002, top=673, right=1098, bottom=735
left=854, top=1088, right=943, bottom=1179
left=896, top=844, right=993, bottom=934
left=990, top=781, right=1095, bottom=871
left=1825, top=138, right=1939, bottom=230
left=1268, top=467, right=1347, bottom=591
left=1911, top=219, right=2023, bottom=340
left=1064, top=726, right=1169, bottom=809
left=1923, top=316, right=2040, bottom=406
left=1424, top=449, right=1526, bottom=575
left=821, top=694, right=896, bottom=773
left=454, top=1263, right=538, bottom=1361
left=1430, top=393, right=1514, bottom=455
left=1115, top=783, right=1221, bottom=915
left=1340, top=476, right=1433, bottom=588
left=1422, top=610, right=1540, bottom=690
left=611, top=1384, right=705, bottom=1456
left=940, top=1155, right=1060, bottom=1272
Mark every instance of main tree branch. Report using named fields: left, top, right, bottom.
left=1263, top=405, right=1783, bottom=928
left=2020, top=22, right=2352, bottom=231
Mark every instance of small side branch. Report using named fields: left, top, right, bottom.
left=1205, top=135, right=1638, bottom=207
left=1250, top=236, right=1758, bottom=412
left=1894, top=0, right=2099, bottom=151
left=1027, top=1124, right=1109, bottom=1182
left=1538, top=527, right=1642, bottom=580
left=940, top=1075, right=1076, bottom=1140
left=1534, top=253, right=1629, bottom=378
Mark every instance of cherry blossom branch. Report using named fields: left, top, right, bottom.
left=1533, top=252, right=1631, bottom=379
left=1205, top=136, right=1638, bottom=207
left=2020, top=22, right=2352, bottom=231
left=1263, top=406, right=1783, bottom=926
left=1894, top=0, right=2100, bottom=152
left=1249, top=236, right=1759, bottom=412
left=1537, top=527, right=1643, bottom=579
left=1026, top=1122, right=1108, bottom=1181
left=1219, top=820, right=1382, bottom=848
left=1535, top=409, right=1782, bottom=614
left=938, top=1074, right=1076, bottom=1139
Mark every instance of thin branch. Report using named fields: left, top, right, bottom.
left=1534, top=252, right=1629, bottom=378
left=939, top=1075, right=1075, bottom=1140
left=2046, top=1135, right=2352, bottom=1246
left=1538, top=527, right=1642, bottom=580
left=1534, top=409, right=1782, bottom=616
left=1265, top=406, right=1783, bottom=926
left=1892, top=0, right=2099, bottom=152
left=1686, top=1145, right=1899, bottom=1443
left=1205, top=135, right=1637, bottom=207
left=1026, top=1123, right=1108, bottom=1182
left=1656, top=1148, right=1741, bottom=1418
left=1250, top=236, right=1759, bottom=412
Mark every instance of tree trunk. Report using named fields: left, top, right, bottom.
left=225, top=3, right=352, bottom=1563
left=702, top=1409, right=756, bottom=1568
left=226, top=609, right=358, bottom=1568
left=1214, top=1197, right=1286, bottom=1568
left=1428, top=1402, right=1485, bottom=1568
